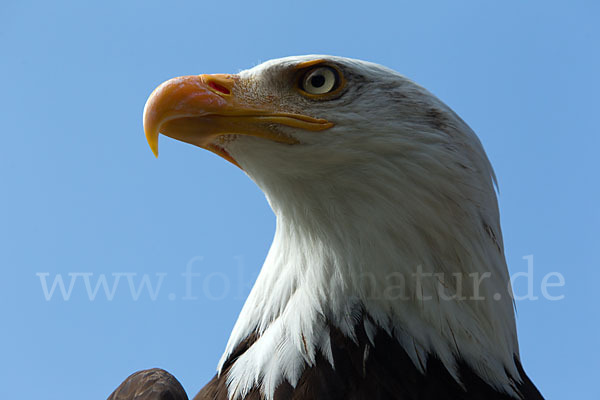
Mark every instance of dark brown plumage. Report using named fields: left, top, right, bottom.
left=107, top=368, right=188, bottom=400
left=108, top=316, right=544, bottom=400
left=193, top=315, right=543, bottom=400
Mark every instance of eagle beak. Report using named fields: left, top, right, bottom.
left=143, top=74, right=334, bottom=166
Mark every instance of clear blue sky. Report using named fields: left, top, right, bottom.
left=1, top=1, right=598, bottom=398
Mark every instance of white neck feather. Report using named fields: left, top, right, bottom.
left=217, top=145, right=521, bottom=400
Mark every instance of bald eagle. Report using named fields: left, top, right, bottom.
left=108, top=56, right=543, bottom=400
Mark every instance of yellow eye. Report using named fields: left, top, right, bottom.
left=300, top=66, right=339, bottom=95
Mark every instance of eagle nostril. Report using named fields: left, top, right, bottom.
left=208, top=81, right=231, bottom=95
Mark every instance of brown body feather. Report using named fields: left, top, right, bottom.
left=107, top=368, right=188, bottom=400
left=107, top=317, right=543, bottom=400
left=191, top=317, right=543, bottom=400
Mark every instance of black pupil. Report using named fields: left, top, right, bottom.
left=310, top=74, right=326, bottom=88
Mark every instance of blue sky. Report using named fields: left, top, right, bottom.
left=1, top=0, right=598, bottom=398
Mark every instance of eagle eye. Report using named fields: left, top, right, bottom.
left=298, top=66, right=341, bottom=97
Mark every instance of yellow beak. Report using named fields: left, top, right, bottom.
left=143, top=74, right=334, bottom=167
